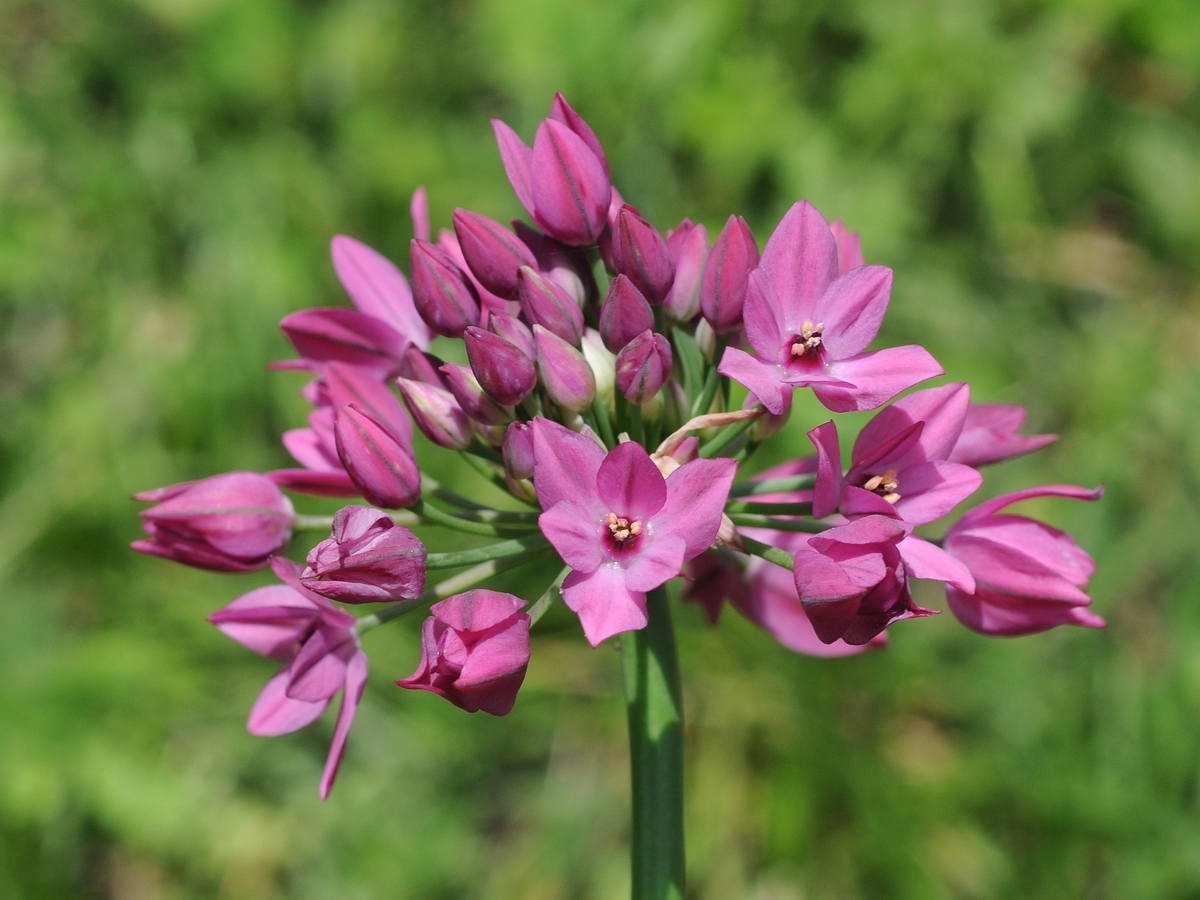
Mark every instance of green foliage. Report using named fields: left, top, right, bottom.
left=2, top=0, right=1199, bottom=896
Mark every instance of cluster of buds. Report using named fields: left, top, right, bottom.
left=134, top=94, right=1102, bottom=798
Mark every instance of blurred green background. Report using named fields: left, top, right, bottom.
left=2, top=0, right=1199, bottom=897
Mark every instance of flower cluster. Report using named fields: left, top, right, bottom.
left=133, top=94, right=1102, bottom=797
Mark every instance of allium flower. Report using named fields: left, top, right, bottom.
left=532, top=419, right=736, bottom=645
left=719, top=201, right=942, bottom=413
left=208, top=558, right=368, bottom=799
left=396, top=590, right=531, bottom=714
left=132, top=472, right=295, bottom=572
left=301, top=506, right=426, bottom=603
left=943, top=485, right=1105, bottom=636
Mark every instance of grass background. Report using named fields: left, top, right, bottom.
left=2, top=0, right=1200, bottom=897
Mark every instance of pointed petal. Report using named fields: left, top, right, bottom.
left=791, top=548, right=864, bottom=644
left=816, top=265, right=893, bottom=358
left=247, top=669, right=330, bottom=737
left=814, top=345, right=944, bottom=412
left=758, top=201, right=838, bottom=326
left=331, top=235, right=432, bottom=348
left=319, top=650, right=368, bottom=800
left=807, top=421, right=842, bottom=519
left=531, top=417, right=606, bottom=512
left=947, top=585, right=1104, bottom=637
left=944, top=534, right=1092, bottom=602
left=531, top=119, right=611, bottom=245
left=539, top=502, right=604, bottom=573
left=492, top=119, right=536, bottom=218
left=596, top=441, right=667, bottom=521
left=741, top=268, right=789, bottom=361
left=890, top=460, right=982, bottom=526
left=854, top=383, right=969, bottom=468
left=624, top=533, right=687, bottom=592
left=656, top=458, right=738, bottom=558
left=957, top=484, right=1104, bottom=528
left=286, top=632, right=349, bottom=702
left=325, top=361, right=413, bottom=449
left=717, top=347, right=788, bottom=415
left=898, top=536, right=975, bottom=592
left=561, top=565, right=648, bottom=647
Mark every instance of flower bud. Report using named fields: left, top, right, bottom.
left=396, top=590, right=531, bottom=715
left=549, top=92, right=610, bottom=178
left=693, top=317, right=717, bottom=361
left=581, top=329, right=616, bottom=407
left=663, top=220, right=709, bottom=321
left=452, top=209, right=536, bottom=299
left=334, top=406, right=422, bottom=509
left=396, top=377, right=474, bottom=450
left=517, top=265, right=584, bottom=346
left=409, top=239, right=480, bottom=337
left=700, top=215, right=758, bottom=333
left=502, top=422, right=536, bottom=480
left=615, top=330, right=673, bottom=404
left=132, top=472, right=295, bottom=572
left=512, top=220, right=594, bottom=306
left=280, top=308, right=406, bottom=377
left=488, top=312, right=536, bottom=361
left=534, top=325, right=596, bottom=411
left=301, top=506, right=427, bottom=603
left=439, top=362, right=512, bottom=426
left=599, top=275, right=654, bottom=353
left=324, top=361, right=412, bottom=449
left=611, top=205, right=675, bottom=303
left=831, top=220, right=864, bottom=274
left=531, top=119, right=611, bottom=245
left=398, top=345, right=447, bottom=387
left=464, top=326, right=537, bottom=406
left=330, top=235, right=432, bottom=349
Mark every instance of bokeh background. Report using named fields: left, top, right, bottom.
left=3, top=0, right=1200, bottom=897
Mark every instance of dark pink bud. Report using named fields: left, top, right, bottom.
left=330, top=235, right=432, bottom=349
left=664, top=220, right=709, bottom=321
left=280, top=308, right=406, bottom=377
left=615, top=330, right=673, bottom=404
left=488, top=312, right=536, bottom=361
left=396, top=590, right=531, bottom=715
left=133, top=472, right=295, bottom=572
left=324, top=362, right=413, bottom=449
left=409, top=239, right=480, bottom=337
left=301, top=506, right=427, bottom=603
left=440, top=363, right=512, bottom=426
left=452, top=209, right=536, bottom=299
left=599, top=274, right=654, bottom=353
left=512, top=220, right=595, bottom=306
left=533, top=325, right=596, bottom=411
left=502, top=422, right=535, bottom=480
left=334, top=406, right=422, bottom=509
left=464, top=326, right=537, bottom=406
left=530, top=119, right=611, bottom=246
left=396, top=378, right=474, bottom=450
left=549, top=92, right=610, bottom=178
left=700, top=215, right=759, bottom=333
left=517, top=266, right=584, bottom=346
left=611, top=205, right=675, bottom=303
left=398, top=345, right=447, bottom=387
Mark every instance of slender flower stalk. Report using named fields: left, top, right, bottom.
left=132, top=91, right=1102, bottom=897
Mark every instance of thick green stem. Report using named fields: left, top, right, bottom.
left=424, top=535, right=548, bottom=569
left=728, top=474, right=817, bottom=498
left=621, top=588, right=685, bottom=900
left=726, top=512, right=831, bottom=533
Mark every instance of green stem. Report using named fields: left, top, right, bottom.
left=527, top=565, right=570, bottom=626
left=726, top=513, right=831, bottom=533
left=724, top=500, right=814, bottom=516
left=698, top=410, right=759, bottom=458
left=739, top=534, right=796, bottom=571
left=457, top=451, right=539, bottom=507
left=425, top=535, right=548, bottom=569
left=413, top=499, right=528, bottom=538
left=293, top=514, right=335, bottom=532
left=728, top=474, right=817, bottom=498
left=690, top=364, right=720, bottom=419
left=621, top=587, right=685, bottom=900
left=591, top=395, right=617, bottom=448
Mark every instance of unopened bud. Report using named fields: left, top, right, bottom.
left=517, top=266, right=584, bottom=346
left=440, top=363, right=512, bottom=426
left=534, top=325, right=596, bottom=411
left=452, top=209, right=536, bottom=299
left=700, top=215, right=758, bottom=333
left=663, top=220, right=709, bottom=321
left=396, top=378, right=474, bottom=450
left=599, top=275, right=654, bottom=353
left=611, top=205, right=675, bottom=303
left=464, top=326, right=537, bottom=406
left=502, top=421, right=536, bottom=480
left=334, top=406, right=422, bottom=509
left=615, top=330, right=673, bottom=405
left=409, top=239, right=480, bottom=337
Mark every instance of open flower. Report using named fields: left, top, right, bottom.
left=719, top=201, right=942, bottom=414
left=532, top=419, right=737, bottom=645
left=943, top=485, right=1104, bottom=636
left=208, top=558, right=368, bottom=799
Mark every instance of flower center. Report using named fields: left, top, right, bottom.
left=862, top=469, right=900, bottom=504
left=606, top=512, right=642, bottom=545
left=789, top=320, right=824, bottom=357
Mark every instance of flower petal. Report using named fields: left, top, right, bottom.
left=718, top=347, right=789, bottom=415
left=807, top=421, right=842, bottom=519
left=561, top=564, right=648, bottom=646
left=247, top=669, right=330, bottom=737
left=898, top=536, right=975, bottom=592
left=331, top=235, right=431, bottom=348
left=596, top=441, right=667, bottom=521
left=890, top=460, right=982, bottom=526
left=758, top=201, right=838, bottom=327
left=815, top=265, right=893, bottom=358
left=492, top=119, right=536, bottom=219
left=319, top=650, right=368, bottom=800
left=814, top=345, right=944, bottom=412
left=853, top=383, right=970, bottom=469
left=656, top=457, right=738, bottom=558
left=947, top=585, right=1104, bottom=637
left=624, top=533, right=687, bottom=592
left=538, top=501, right=604, bottom=574
left=531, top=418, right=606, bottom=512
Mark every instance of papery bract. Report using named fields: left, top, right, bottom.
left=397, top=590, right=531, bottom=714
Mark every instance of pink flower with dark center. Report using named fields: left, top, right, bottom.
left=943, top=485, right=1105, bottom=636
left=532, top=419, right=737, bottom=646
left=133, top=472, right=295, bottom=572
left=718, top=201, right=942, bottom=414
left=396, top=590, right=531, bottom=715
left=208, top=558, right=368, bottom=799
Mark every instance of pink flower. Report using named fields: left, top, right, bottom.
left=396, top=590, right=531, bottom=714
left=718, top=201, right=942, bottom=414
left=791, top=515, right=935, bottom=645
left=208, top=558, right=368, bottom=799
left=808, top=383, right=983, bottom=527
left=532, top=419, right=737, bottom=645
left=132, top=472, right=294, bottom=572
left=330, top=235, right=433, bottom=351
left=949, top=403, right=1057, bottom=467
left=943, top=485, right=1105, bottom=636
left=301, top=506, right=426, bottom=603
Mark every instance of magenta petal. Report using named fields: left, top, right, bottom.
left=947, top=585, right=1104, bottom=637
left=432, top=589, right=529, bottom=633
left=561, top=565, right=648, bottom=647
left=331, top=235, right=431, bottom=348
left=286, top=632, right=349, bottom=702
left=325, top=361, right=414, bottom=448
left=839, top=485, right=903, bottom=520
left=958, top=516, right=1094, bottom=583
left=958, top=484, right=1104, bottom=527
left=831, top=221, right=864, bottom=274
left=815, top=345, right=944, bottom=412
left=950, top=402, right=1057, bottom=467
left=539, top=502, right=604, bottom=573
left=807, top=421, right=842, bottom=519
left=809, top=515, right=909, bottom=549
left=492, top=119, right=536, bottom=218
left=334, top=406, right=422, bottom=509
left=816, top=265, right=893, bottom=358
left=890, top=461, right=982, bottom=526
left=624, top=533, right=687, bottom=592
left=531, top=418, right=606, bottom=512
left=898, top=536, right=975, bottom=592
left=741, top=268, right=789, bottom=361
left=596, top=442, right=667, bottom=521
left=411, top=187, right=430, bottom=242
left=656, top=458, right=738, bottom=559
left=267, top=469, right=359, bottom=497
left=319, top=650, right=368, bottom=800
left=283, top=426, right=338, bottom=472
left=247, top=669, right=330, bottom=737
left=208, top=585, right=318, bottom=659
left=531, top=119, right=611, bottom=245
left=944, top=534, right=1091, bottom=602
left=791, top=548, right=863, bottom=644
left=758, top=201, right=838, bottom=326
left=549, top=92, right=610, bottom=177
left=718, top=347, right=789, bottom=415
left=280, top=308, right=406, bottom=377
left=854, top=383, right=970, bottom=467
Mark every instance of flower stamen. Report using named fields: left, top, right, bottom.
left=607, top=512, right=643, bottom=544
left=863, top=469, right=901, bottom=504
left=789, top=320, right=824, bottom=357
